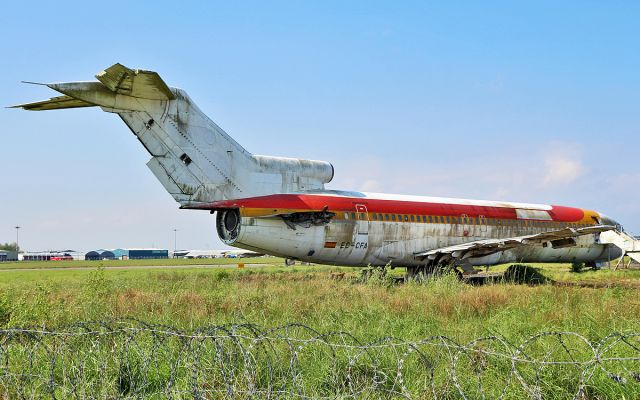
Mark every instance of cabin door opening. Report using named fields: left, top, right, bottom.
left=355, top=204, right=369, bottom=235
left=344, top=203, right=369, bottom=264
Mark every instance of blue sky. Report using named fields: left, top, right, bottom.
left=2, top=1, right=639, bottom=251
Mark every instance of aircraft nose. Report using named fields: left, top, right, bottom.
left=599, top=212, right=623, bottom=231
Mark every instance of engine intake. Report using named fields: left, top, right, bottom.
left=216, top=209, right=241, bottom=244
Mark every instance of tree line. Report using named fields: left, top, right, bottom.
left=0, top=243, right=19, bottom=252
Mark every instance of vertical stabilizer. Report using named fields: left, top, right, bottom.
left=12, top=63, right=334, bottom=206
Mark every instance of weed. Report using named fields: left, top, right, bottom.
left=0, top=292, right=10, bottom=326
left=571, top=261, right=585, bottom=273
left=503, top=264, right=550, bottom=285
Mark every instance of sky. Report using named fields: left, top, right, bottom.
left=1, top=1, right=639, bottom=252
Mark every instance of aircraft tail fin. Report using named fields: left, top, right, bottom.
left=95, top=63, right=175, bottom=100
left=13, top=63, right=334, bottom=207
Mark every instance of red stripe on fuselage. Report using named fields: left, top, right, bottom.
left=200, top=194, right=585, bottom=222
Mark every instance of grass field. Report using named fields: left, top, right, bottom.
left=1, top=259, right=639, bottom=397
left=0, top=256, right=283, bottom=270
left=1, top=259, right=639, bottom=337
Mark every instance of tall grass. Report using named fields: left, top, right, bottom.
left=1, top=264, right=639, bottom=397
left=1, top=264, right=638, bottom=341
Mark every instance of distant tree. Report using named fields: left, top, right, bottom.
left=0, top=243, right=19, bottom=252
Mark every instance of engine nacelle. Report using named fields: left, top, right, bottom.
left=215, top=209, right=330, bottom=260
left=216, top=209, right=241, bottom=245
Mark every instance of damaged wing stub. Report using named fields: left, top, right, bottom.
left=280, top=206, right=335, bottom=230
left=414, top=225, right=616, bottom=264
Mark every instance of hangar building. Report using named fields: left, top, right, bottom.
left=112, top=248, right=168, bottom=260
left=0, top=250, right=18, bottom=261
left=85, top=250, right=116, bottom=261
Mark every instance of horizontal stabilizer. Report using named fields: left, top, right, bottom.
left=95, top=63, right=175, bottom=100
left=10, top=95, right=95, bottom=111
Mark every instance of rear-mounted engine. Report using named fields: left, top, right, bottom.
left=216, top=209, right=241, bottom=244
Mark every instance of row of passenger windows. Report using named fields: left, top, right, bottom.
left=343, top=212, right=593, bottom=228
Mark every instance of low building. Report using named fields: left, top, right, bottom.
left=175, top=249, right=226, bottom=259
left=85, top=250, right=117, bottom=261
left=22, top=250, right=80, bottom=261
left=111, top=248, right=168, bottom=260
left=85, top=251, right=101, bottom=261
left=128, top=249, right=168, bottom=259
left=0, top=250, right=18, bottom=261
left=174, top=249, right=264, bottom=259
left=101, top=250, right=116, bottom=260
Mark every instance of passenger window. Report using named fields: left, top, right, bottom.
left=361, top=213, right=366, bottom=220
left=344, top=213, right=349, bottom=219
left=446, top=216, right=450, bottom=223
left=410, top=215, right=415, bottom=222
left=422, top=215, right=427, bottom=222
left=379, top=213, right=383, bottom=220
left=372, top=214, right=377, bottom=221
left=440, top=216, right=445, bottom=223
left=428, top=216, right=433, bottom=223
left=392, top=215, right=396, bottom=221
left=351, top=212, right=356, bottom=219
left=385, top=214, right=389, bottom=221
left=398, top=215, right=402, bottom=221
left=404, top=215, right=409, bottom=222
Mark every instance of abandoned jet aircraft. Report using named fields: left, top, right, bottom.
left=13, top=63, right=640, bottom=275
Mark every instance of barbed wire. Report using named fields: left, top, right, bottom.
left=0, top=319, right=639, bottom=399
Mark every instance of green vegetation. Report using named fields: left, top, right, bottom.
left=571, top=260, right=586, bottom=273
left=0, top=256, right=283, bottom=270
left=0, top=260, right=638, bottom=336
left=0, top=260, right=639, bottom=397
left=0, top=242, right=18, bottom=251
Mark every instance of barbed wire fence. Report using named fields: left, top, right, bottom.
left=1, top=319, right=639, bottom=399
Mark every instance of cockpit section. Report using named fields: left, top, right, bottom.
left=599, top=213, right=624, bottom=232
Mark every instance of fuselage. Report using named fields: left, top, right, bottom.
left=214, top=190, right=623, bottom=267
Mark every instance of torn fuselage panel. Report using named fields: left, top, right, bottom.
left=280, top=207, right=336, bottom=230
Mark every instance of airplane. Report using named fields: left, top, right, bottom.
left=12, top=63, right=640, bottom=277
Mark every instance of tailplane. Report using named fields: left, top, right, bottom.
left=12, top=63, right=334, bottom=206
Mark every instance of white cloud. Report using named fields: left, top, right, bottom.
left=359, top=179, right=382, bottom=192
left=542, top=152, right=584, bottom=186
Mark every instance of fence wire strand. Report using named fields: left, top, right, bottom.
left=0, top=319, right=639, bottom=399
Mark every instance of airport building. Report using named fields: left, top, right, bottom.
left=21, top=250, right=82, bottom=261
left=18, top=248, right=169, bottom=262
left=0, top=250, right=18, bottom=262
left=107, top=248, right=168, bottom=260
left=84, top=250, right=116, bottom=261
left=173, top=249, right=264, bottom=259
left=82, top=248, right=169, bottom=260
